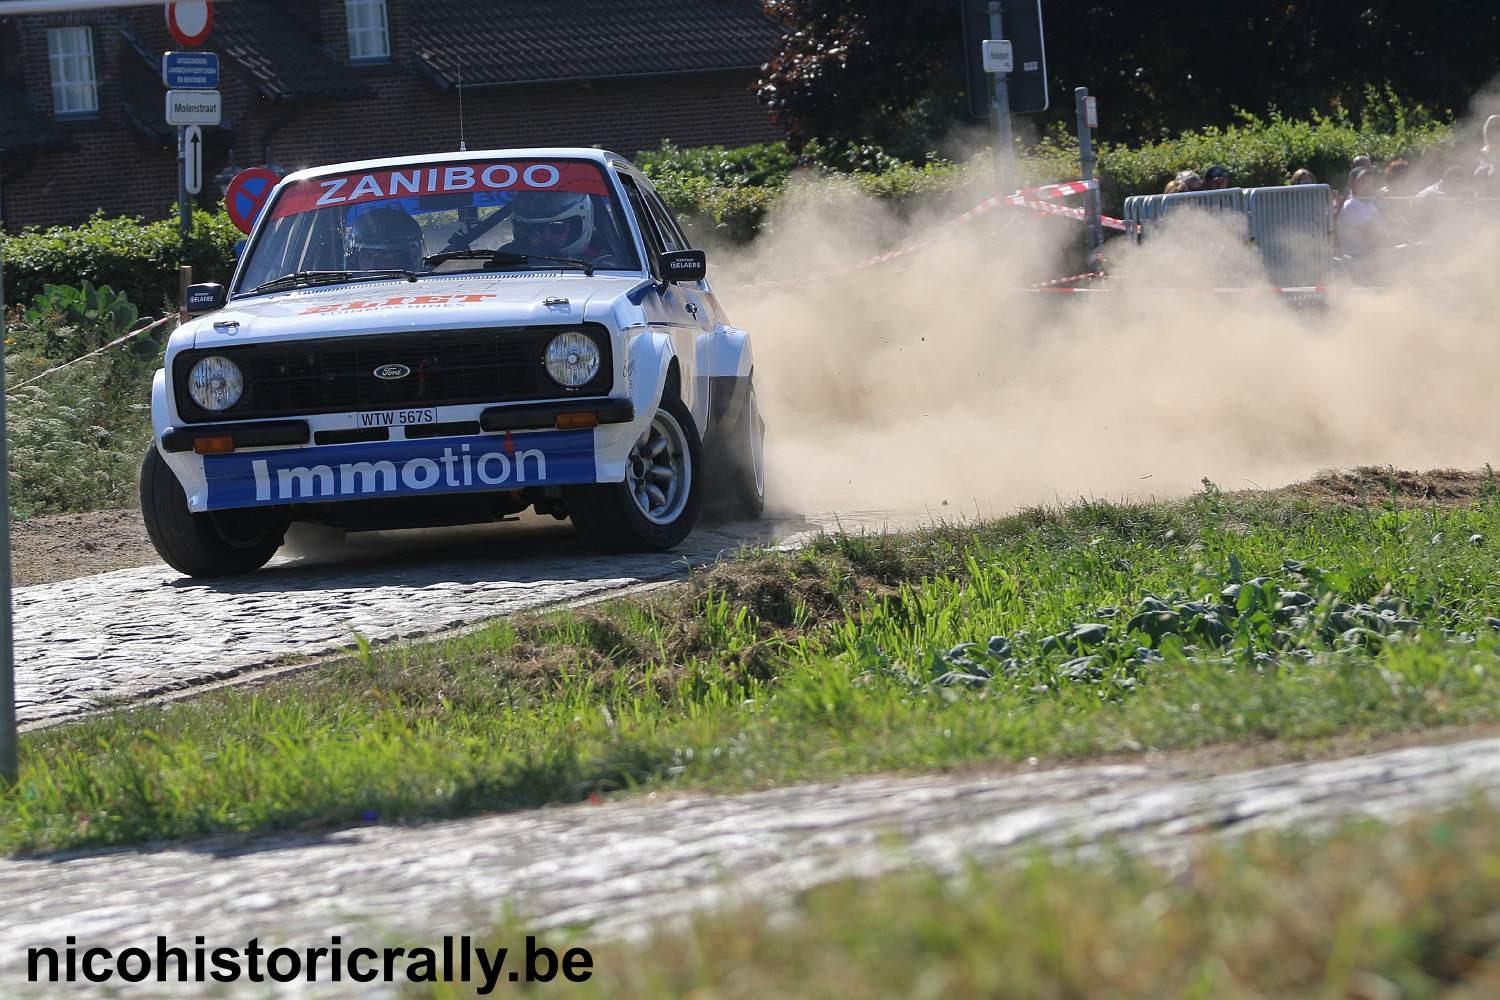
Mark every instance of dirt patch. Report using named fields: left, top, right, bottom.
left=4, top=466, right=1495, bottom=589
left=1269, top=466, right=1496, bottom=508
left=9, top=507, right=160, bottom=587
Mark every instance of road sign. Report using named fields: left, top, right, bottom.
left=961, top=0, right=1049, bottom=117
left=166, top=0, right=213, bottom=48
left=183, top=125, right=203, bottom=195
left=165, top=89, right=221, bottom=126
left=224, top=166, right=280, bottom=234
left=981, top=39, right=1013, bottom=74
left=163, top=50, right=218, bottom=89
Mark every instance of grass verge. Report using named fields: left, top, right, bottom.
left=3, top=471, right=1499, bottom=854
left=471, top=799, right=1500, bottom=998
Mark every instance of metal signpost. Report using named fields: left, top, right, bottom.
left=961, top=0, right=1049, bottom=196
left=985, top=2, right=1015, bottom=194
left=164, top=2, right=218, bottom=243
left=1075, top=87, right=1103, bottom=272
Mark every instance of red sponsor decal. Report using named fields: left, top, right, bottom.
left=271, top=161, right=609, bottom=220
left=299, top=293, right=498, bottom=315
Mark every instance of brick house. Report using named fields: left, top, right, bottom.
left=0, top=0, right=783, bottom=229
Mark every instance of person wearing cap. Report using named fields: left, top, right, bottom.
left=1203, top=165, right=1230, bottom=190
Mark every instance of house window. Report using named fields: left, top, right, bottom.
left=47, top=26, right=98, bottom=116
left=345, top=0, right=390, bottom=62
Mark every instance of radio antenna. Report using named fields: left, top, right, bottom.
left=457, top=65, right=467, bottom=152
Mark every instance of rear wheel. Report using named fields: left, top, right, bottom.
left=139, top=445, right=287, bottom=577
left=565, top=393, right=703, bottom=552
left=707, top=378, right=765, bottom=520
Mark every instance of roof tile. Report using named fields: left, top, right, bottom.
left=406, top=0, right=782, bottom=88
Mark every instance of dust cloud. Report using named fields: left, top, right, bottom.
left=709, top=165, right=1500, bottom=519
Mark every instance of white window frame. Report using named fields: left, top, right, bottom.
left=345, top=0, right=391, bottom=63
left=47, top=26, right=98, bottom=117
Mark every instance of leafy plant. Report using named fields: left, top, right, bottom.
left=3, top=208, right=240, bottom=312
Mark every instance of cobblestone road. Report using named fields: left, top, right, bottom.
left=3, top=738, right=1498, bottom=996
left=13, top=512, right=889, bottom=728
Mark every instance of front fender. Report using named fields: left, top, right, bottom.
left=595, top=327, right=684, bottom=483
left=151, top=368, right=213, bottom=511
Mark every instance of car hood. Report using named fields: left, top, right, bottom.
left=187, top=272, right=648, bottom=350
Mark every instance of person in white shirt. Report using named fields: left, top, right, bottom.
left=1337, top=168, right=1394, bottom=279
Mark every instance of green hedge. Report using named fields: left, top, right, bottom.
left=1029, top=98, right=1453, bottom=216
left=640, top=96, right=1455, bottom=240
left=4, top=209, right=240, bottom=313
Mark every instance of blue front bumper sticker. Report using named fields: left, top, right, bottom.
left=202, top=430, right=596, bottom=510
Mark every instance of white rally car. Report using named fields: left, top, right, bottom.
left=141, top=148, right=765, bottom=577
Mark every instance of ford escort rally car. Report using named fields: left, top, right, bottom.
left=141, top=148, right=765, bottom=577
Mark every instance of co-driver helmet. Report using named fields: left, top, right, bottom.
left=345, top=205, right=425, bottom=270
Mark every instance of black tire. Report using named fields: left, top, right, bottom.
left=564, top=392, right=704, bottom=552
left=139, top=445, right=287, bottom=577
left=706, top=378, right=766, bottom=520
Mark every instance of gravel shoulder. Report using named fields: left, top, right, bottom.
left=9, top=508, right=156, bottom=587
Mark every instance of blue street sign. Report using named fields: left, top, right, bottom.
left=162, top=51, right=219, bottom=90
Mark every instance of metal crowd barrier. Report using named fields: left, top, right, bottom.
left=1123, top=184, right=1334, bottom=289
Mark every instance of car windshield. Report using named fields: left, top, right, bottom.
left=234, top=158, right=640, bottom=295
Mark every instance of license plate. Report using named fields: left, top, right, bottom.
left=355, top=408, right=437, bottom=428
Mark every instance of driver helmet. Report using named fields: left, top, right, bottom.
left=510, top=191, right=595, bottom=257
left=345, top=205, right=424, bottom=270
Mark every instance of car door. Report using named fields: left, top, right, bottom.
left=617, top=172, right=711, bottom=430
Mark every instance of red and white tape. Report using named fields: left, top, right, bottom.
left=1013, top=179, right=1097, bottom=201
left=1028, top=285, right=1330, bottom=296
left=728, top=178, right=1124, bottom=290
left=1032, top=271, right=1107, bottom=288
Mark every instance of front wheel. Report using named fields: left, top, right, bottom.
left=139, top=445, right=287, bottom=577
left=564, top=393, right=703, bottom=552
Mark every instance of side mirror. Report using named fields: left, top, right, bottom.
left=659, top=249, right=706, bottom=283
left=185, top=283, right=226, bottom=315
left=232, top=239, right=247, bottom=259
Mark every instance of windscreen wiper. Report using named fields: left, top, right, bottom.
left=244, top=268, right=419, bottom=296
left=423, top=249, right=595, bottom=276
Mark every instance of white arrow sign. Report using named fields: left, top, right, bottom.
left=183, top=124, right=203, bottom=195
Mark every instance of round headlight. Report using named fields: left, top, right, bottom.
left=544, top=332, right=601, bottom=388
left=188, top=355, right=244, bottom=411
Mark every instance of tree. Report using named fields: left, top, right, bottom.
left=757, top=1, right=1500, bottom=151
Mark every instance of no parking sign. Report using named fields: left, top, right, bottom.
left=224, top=167, right=281, bottom=234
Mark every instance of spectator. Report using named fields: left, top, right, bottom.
left=1475, top=161, right=1495, bottom=192
left=1203, top=165, right=1230, bottom=189
left=1381, top=158, right=1411, bottom=195
left=1481, top=115, right=1500, bottom=170
left=1337, top=166, right=1394, bottom=262
left=1173, top=169, right=1203, bottom=192
left=1289, top=168, right=1318, bottom=185
left=1351, top=154, right=1374, bottom=171
left=1415, top=165, right=1471, bottom=200
left=1164, top=178, right=1184, bottom=194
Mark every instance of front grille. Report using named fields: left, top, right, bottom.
left=174, top=326, right=611, bottom=423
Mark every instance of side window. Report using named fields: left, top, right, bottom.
left=643, top=188, right=691, bottom=251
left=619, top=174, right=666, bottom=268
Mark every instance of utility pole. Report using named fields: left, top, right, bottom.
left=987, top=1, right=1015, bottom=195
left=0, top=170, right=15, bottom=787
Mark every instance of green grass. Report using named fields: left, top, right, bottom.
left=3, top=484, right=1499, bottom=854
left=473, top=800, right=1500, bottom=999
